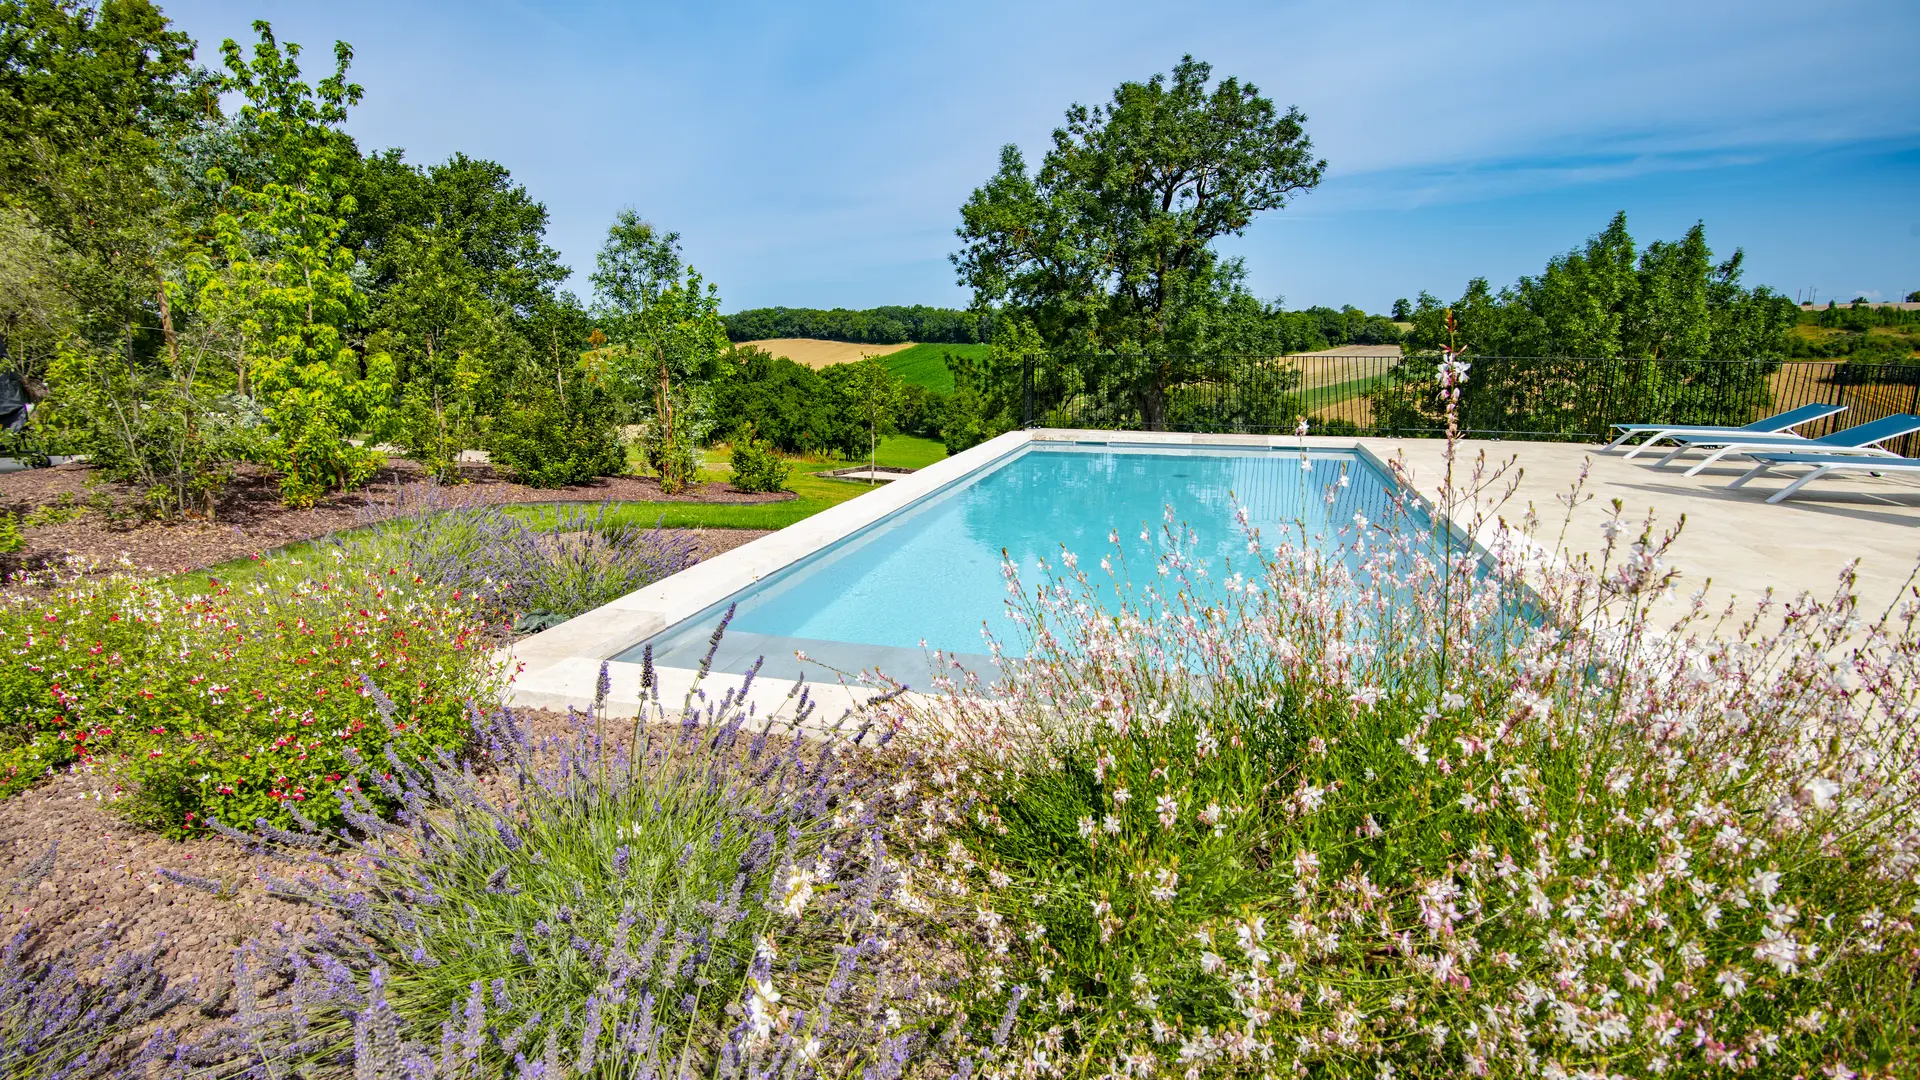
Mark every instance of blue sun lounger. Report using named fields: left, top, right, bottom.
left=1728, top=449, right=1920, bottom=504
left=1601, top=403, right=1846, bottom=459
left=1652, top=413, right=1920, bottom=477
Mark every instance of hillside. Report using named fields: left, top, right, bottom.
left=739, top=338, right=991, bottom=393
left=738, top=338, right=914, bottom=369
left=877, top=342, right=989, bottom=393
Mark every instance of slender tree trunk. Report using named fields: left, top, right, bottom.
left=156, top=283, right=179, bottom=370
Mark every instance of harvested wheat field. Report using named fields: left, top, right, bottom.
left=738, top=337, right=915, bottom=369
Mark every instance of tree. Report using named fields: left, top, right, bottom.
left=952, top=55, right=1323, bottom=428
left=589, top=210, right=728, bottom=492
left=826, top=356, right=904, bottom=477
left=1391, top=297, right=1411, bottom=321
left=713, top=346, right=838, bottom=454
left=0, top=0, right=202, bottom=359
left=353, top=154, right=569, bottom=481
left=351, top=152, right=569, bottom=319
left=200, top=23, right=393, bottom=506
left=1374, top=213, right=1798, bottom=437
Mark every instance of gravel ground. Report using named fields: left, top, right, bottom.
left=0, top=709, right=595, bottom=999
left=0, top=761, right=309, bottom=998
left=0, top=459, right=789, bottom=579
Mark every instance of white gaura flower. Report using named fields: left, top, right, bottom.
left=1112, top=787, right=1131, bottom=806
left=776, top=866, right=817, bottom=917
left=1150, top=867, right=1179, bottom=902
left=1799, top=776, right=1840, bottom=811
left=1754, top=927, right=1804, bottom=975
left=1077, top=815, right=1096, bottom=840
left=1714, top=967, right=1748, bottom=999
left=746, top=977, right=784, bottom=1043
left=1156, top=794, right=1179, bottom=828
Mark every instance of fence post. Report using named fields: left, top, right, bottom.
left=1595, top=357, right=1615, bottom=441
left=1906, top=363, right=1920, bottom=458
left=1023, top=353, right=1035, bottom=428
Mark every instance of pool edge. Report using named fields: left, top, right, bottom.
left=501, top=429, right=1403, bottom=722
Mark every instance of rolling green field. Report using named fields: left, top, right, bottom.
left=880, top=342, right=990, bottom=393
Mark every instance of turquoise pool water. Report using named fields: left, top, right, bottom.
left=617, top=444, right=1404, bottom=684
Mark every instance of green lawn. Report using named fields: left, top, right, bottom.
left=1311, top=375, right=1382, bottom=408
left=184, top=436, right=949, bottom=586
left=866, top=433, right=948, bottom=469
left=880, top=342, right=990, bottom=394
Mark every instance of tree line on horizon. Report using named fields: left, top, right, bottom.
left=720, top=302, right=1405, bottom=353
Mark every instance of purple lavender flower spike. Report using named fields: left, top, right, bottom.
left=697, top=603, right=738, bottom=680
left=461, top=980, right=486, bottom=1060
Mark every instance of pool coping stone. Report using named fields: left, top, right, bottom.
left=501, top=428, right=1386, bottom=725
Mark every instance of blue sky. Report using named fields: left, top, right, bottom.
left=163, top=0, right=1919, bottom=313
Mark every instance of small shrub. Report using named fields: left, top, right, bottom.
left=0, top=511, right=21, bottom=555
left=940, top=382, right=994, bottom=455
left=489, top=383, right=623, bottom=489
left=333, top=485, right=700, bottom=622
left=637, top=414, right=701, bottom=493
left=728, top=424, right=791, bottom=493
left=47, top=349, right=264, bottom=518
left=203, top=662, right=933, bottom=1078
left=0, top=564, right=500, bottom=833
left=273, top=411, right=384, bottom=509
left=393, top=381, right=483, bottom=484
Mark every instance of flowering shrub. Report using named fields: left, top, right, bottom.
left=188, top=659, right=933, bottom=1078
left=0, top=563, right=500, bottom=834
left=894, top=340, right=1920, bottom=1076
left=327, top=484, right=700, bottom=626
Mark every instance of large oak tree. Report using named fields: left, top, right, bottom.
left=952, top=55, right=1323, bottom=428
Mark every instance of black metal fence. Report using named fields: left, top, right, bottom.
left=1019, top=352, right=1920, bottom=457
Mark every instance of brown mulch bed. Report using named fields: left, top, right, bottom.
left=0, top=708, right=587, bottom=998
left=0, top=459, right=787, bottom=578
left=0, top=761, right=309, bottom=996
left=0, top=707, right=886, bottom=1001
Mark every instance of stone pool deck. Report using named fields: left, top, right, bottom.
left=1366, top=436, right=1918, bottom=624
left=503, top=429, right=1917, bottom=725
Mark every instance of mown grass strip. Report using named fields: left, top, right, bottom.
left=179, top=440, right=951, bottom=588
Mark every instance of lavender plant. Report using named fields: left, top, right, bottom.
left=190, top=658, right=935, bottom=1078
left=896, top=327, right=1920, bottom=1076
left=0, top=896, right=193, bottom=1077
left=329, top=483, right=699, bottom=625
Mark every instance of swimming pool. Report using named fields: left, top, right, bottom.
left=616, top=443, right=1408, bottom=684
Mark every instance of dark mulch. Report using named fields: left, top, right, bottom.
left=0, top=760, right=310, bottom=996
left=0, top=707, right=881, bottom=999
left=0, top=460, right=787, bottom=579
left=0, top=707, right=582, bottom=1000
